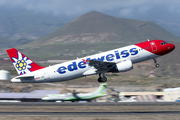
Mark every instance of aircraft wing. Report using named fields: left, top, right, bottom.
left=88, top=59, right=115, bottom=71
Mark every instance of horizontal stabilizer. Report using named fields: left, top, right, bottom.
left=15, top=75, right=34, bottom=80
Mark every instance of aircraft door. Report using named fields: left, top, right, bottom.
left=150, top=42, right=157, bottom=52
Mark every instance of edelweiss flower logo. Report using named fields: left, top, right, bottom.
left=16, top=60, right=27, bottom=71
left=12, top=51, right=33, bottom=75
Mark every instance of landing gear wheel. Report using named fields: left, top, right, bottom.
left=155, top=64, right=160, bottom=68
left=97, top=73, right=107, bottom=83
left=101, top=77, right=107, bottom=82
left=98, top=77, right=102, bottom=83
left=97, top=77, right=107, bottom=83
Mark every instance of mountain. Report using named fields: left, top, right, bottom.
left=14, top=11, right=180, bottom=60
left=0, top=36, right=12, bottom=48
left=1, top=11, right=180, bottom=78
left=29, top=11, right=180, bottom=46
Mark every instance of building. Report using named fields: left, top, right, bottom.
left=119, top=92, right=163, bottom=102
left=0, top=70, right=10, bottom=80
left=163, top=87, right=180, bottom=102
left=0, top=90, right=60, bottom=102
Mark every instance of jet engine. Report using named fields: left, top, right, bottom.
left=110, top=60, right=133, bottom=72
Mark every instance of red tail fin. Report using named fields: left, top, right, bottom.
left=6, top=48, right=45, bottom=75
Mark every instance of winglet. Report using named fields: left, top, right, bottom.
left=6, top=48, right=45, bottom=75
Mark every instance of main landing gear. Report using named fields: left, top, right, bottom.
left=153, top=58, right=160, bottom=68
left=98, top=73, right=107, bottom=83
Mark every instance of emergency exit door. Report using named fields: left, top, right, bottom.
left=150, top=42, right=157, bottom=52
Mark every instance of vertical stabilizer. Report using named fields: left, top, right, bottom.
left=6, top=48, right=45, bottom=75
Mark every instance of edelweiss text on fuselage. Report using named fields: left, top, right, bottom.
left=57, top=48, right=138, bottom=74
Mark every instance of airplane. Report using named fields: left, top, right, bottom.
left=41, top=83, right=107, bottom=102
left=6, top=39, right=175, bottom=83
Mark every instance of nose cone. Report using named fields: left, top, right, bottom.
left=167, top=43, right=175, bottom=53
left=155, top=41, right=175, bottom=56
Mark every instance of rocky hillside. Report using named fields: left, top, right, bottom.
left=1, top=11, right=179, bottom=78
left=7, top=11, right=179, bottom=61
left=29, top=11, right=180, bottom=46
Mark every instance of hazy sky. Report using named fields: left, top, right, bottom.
left=0, top=0, right=179, bottom=18
left=1, top=0, right=180, bottom=36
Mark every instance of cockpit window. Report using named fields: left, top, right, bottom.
left=161, top=41, right=168, bottom=45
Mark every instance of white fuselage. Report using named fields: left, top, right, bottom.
left=11, top=45, right=158, bottom=83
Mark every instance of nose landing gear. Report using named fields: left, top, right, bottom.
left=98, top=73, right=107, bottom=83
left=153, top=58, right=160, bottom=68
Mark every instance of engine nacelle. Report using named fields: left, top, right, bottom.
left=115, top=60, right=133, bottom=72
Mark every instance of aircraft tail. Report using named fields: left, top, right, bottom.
left=93, top=83, right=107, bottom=95
left=6, top=48, right=45, bottom=75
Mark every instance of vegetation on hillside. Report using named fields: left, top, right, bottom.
left=1, top=11, right=179, bottom=78
left=31, top=11, right=180, bottom=46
